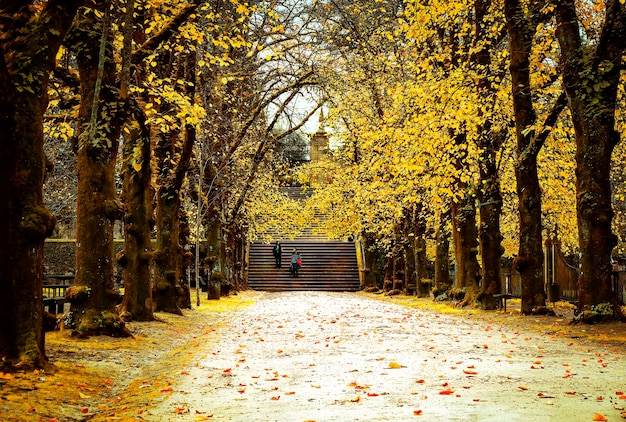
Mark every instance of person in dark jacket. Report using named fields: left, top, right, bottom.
left=272, top=241, right=282, bottom=269
left=290, top=248, right=301, bottom=277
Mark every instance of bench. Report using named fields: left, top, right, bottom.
left=43, top=274, right=74, bottom=314
left=493, top=293, right=513, bottom=312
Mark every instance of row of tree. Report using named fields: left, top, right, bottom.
left=293, top=0, right=626, bottom=315
left=1, top=0, right=320, bottom=368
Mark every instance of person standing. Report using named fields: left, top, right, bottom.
left=290, top=248, right=301, bottom=277
left=272, top=241, right=282, bottom=269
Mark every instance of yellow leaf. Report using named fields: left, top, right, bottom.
left=388, top=361, right=402, bottom=368
left=132, top=162, right=142, bottom=172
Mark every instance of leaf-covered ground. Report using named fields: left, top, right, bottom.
left=1, top=291, right=625, bottom=421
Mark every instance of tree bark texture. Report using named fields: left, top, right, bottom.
left=504, top=0, right=546, bottom=313
left=555, top=0, right=626, bottom=313
left=0, top=0, right=83, bottom=366
left=119, top=122, right=154, bottom=321
left=67, top=6, right=129, bottom=337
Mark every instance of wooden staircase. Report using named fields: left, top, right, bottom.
left=247, top=187, right=361, bottom=292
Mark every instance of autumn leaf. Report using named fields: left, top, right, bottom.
left=271, top=396, right=280, bottom=401
left=592, top=414, right=608, bottom=421
left=413, top=410, right=423, bottom=415
left=439, top=389, right=455, bottom=395
left=388, top=361, right=402, bottom=368
left=463, top=369, right=478, bottom=375
left=350, top=395, right=361, bottom=402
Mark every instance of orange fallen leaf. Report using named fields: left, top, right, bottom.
left=416, top=379, right=425, bottom=383
left=160, top=387, right=173, bottom=393
left=175, top=407, right=187, bottom=414
left=592, top=414, right=608, bottom=421
left=271, top=396, right=280, bottom=401
left=350, top=395, right=361, bottom=402
left=285, top=391, right=296, bottom=395
left=80, top=407, right=89, bottom=413
left=413, top=410, right=423, bottom=415
left=518, top=386, right=529, bottom=390
left=439, top=389, right=455, bottom=395
left=388, top=361, right=402, bottom=368
left=237, top=388, right=246, bottom=393
left=463, top=370, right=478, bottom=375
left=367, top=393, right=379, bottom=397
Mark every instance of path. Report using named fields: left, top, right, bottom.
left=148, top=292, right=625, bottom=421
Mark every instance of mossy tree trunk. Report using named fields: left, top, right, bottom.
left=555, top=1, right=626, bottom=316
left=118, top=121, right=154, bottom=321
left=66, top=6, right=129, bottom=337
left=0, top=0, right=83, bottom=367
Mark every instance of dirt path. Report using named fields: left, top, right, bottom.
left=140, top=292, right=626, bottom=421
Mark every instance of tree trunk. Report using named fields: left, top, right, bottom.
left=415, top=235, right=429, bottom=298
left=555, top=1, right=626, bottom=314
left=450, top=194, right=480, bottom=295
left=360, top=232, right=382, bottom=289
left=66, top=7, right=129, bottom=337
left=504, top=0, right=547, bottom=314
left=0, top=0, right=82, bottom=369
left=153, top=167, right=184, bottom=314
left=434, top=209, right=451, bottom=290
left=472, top=0, right=505, bottom=310
left=118, top=122, right=154, bottom=321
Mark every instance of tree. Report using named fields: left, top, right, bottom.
left=554, top=0, right=626, bottom=315
left=0, top=0, right=85, bottom=367
left=64, top=3, right=130, bottom=336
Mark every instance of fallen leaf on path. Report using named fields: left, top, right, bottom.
left=271, top=396, right=280, bottom=400
left=413, top=410, right=423, bottom=415
left=194, top=416, right=212, bottom=421
left=592, top=414, right=608, bottom=421
left=388, top=361, right=402, bottom=368
left=463, top=370, right=478, bottom=375
left=160, top=387, right=173, bottom=393
left=518, top=386, right=529, bottom=390
left=350, top=395, right=361, bottom=402
left=439, top=389, right=455, bottom=395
